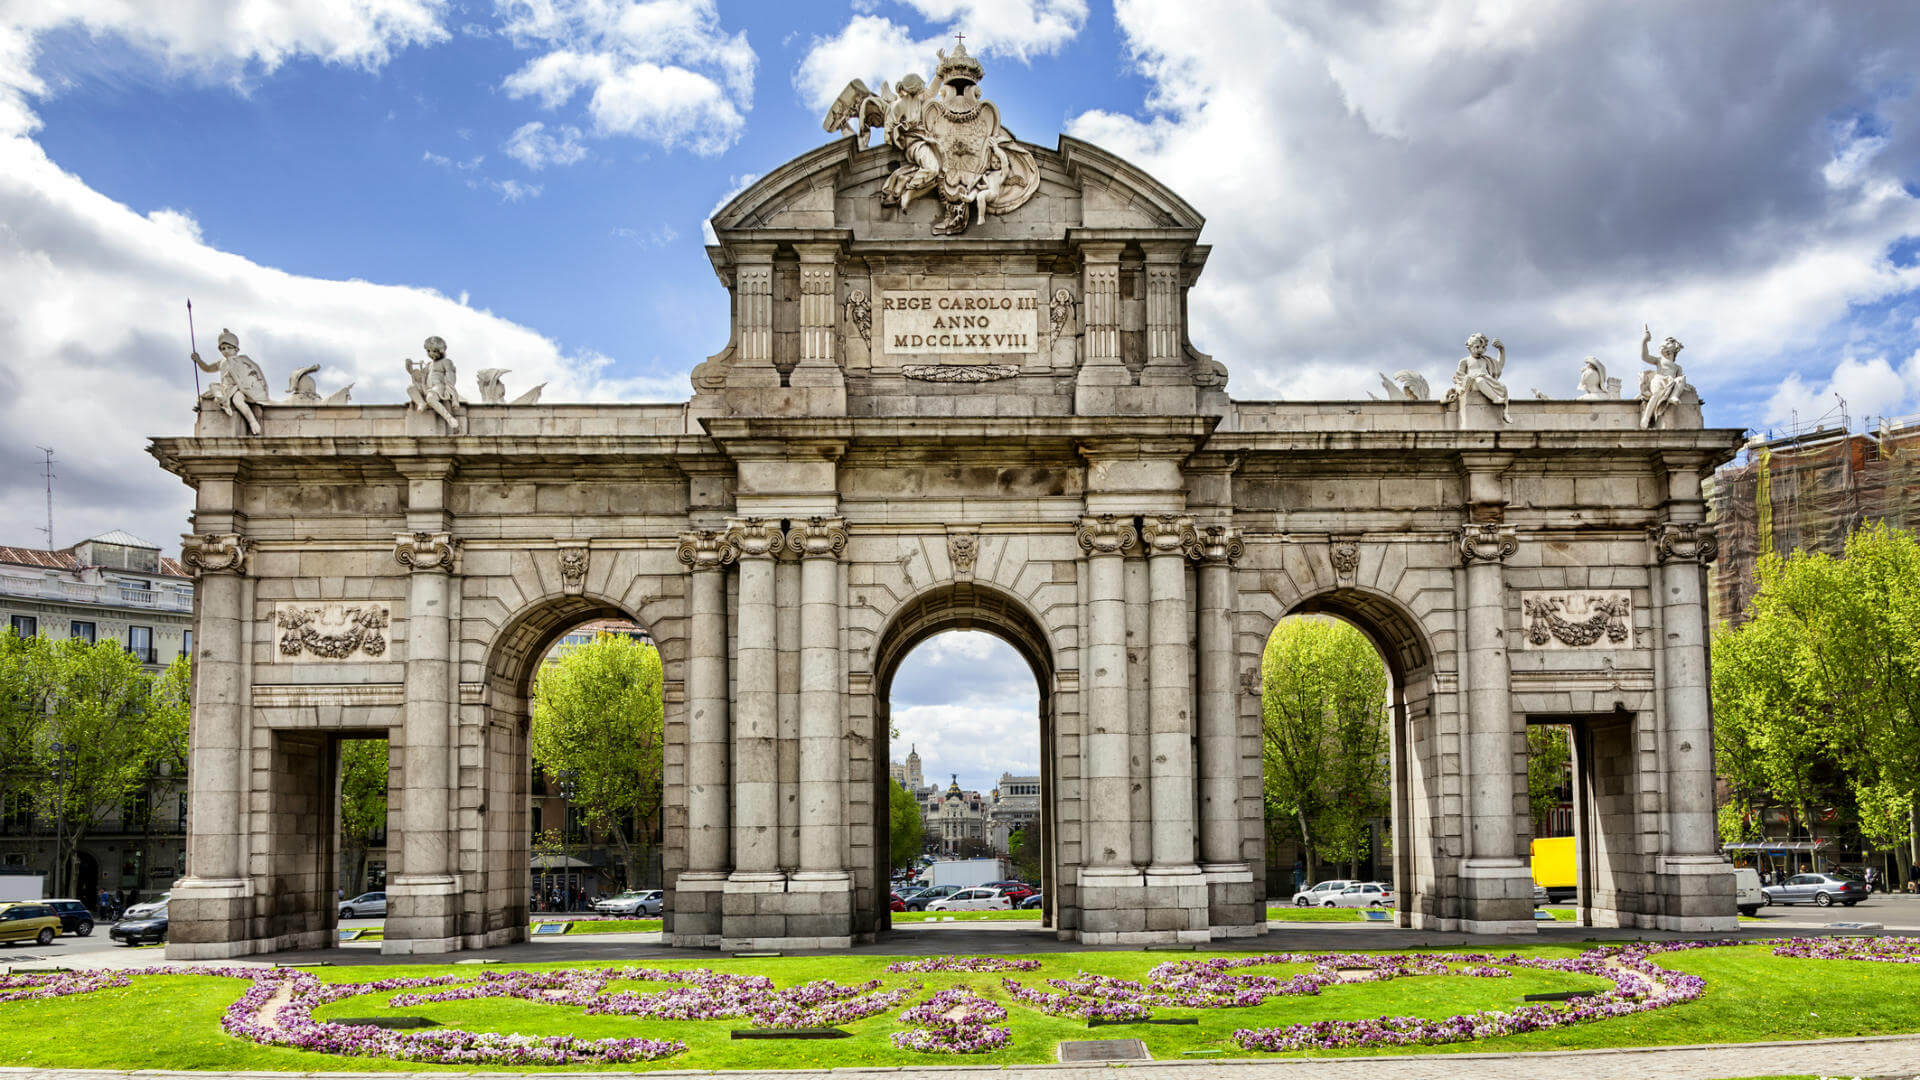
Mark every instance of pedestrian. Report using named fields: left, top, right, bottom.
left=1864, top=866, right=1878, bottom=893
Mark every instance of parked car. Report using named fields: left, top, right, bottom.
left=926, top=887, right=1013, bottom=912
left=1532, top=883, right=1550, bottom=908
left=338, top=891, right=387, bottom=918
left=985, top=881, right=1036, bottom=903
left=889, top=892, right=906, bottom=912
left=1018, top=891, right=1044, bottom=910
left=123, top=892, right=168, bottom=919
left=1734, top=867, right=1765, bottom=916
left=1761, top=872, right=1869, bottom=908
left=109, top=905, right=168, bottom=946
left=45, top=899, right=96, bottom=936
left=1324, top=882, right=1394, bottom=908
left=904, top=885, right=961, bottom=911
left=0, top=902, right=61, bottom=946
left=593, top=890, right=663, bottom=916
left=1289, top=879, right=1357, bottom=907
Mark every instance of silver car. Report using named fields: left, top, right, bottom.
left=1289, top=879, right=1357, bottom=907
left=592, top=889, right=663, bottom=916
left=338, top=891, right=386, bottom=918
left=1759, top=873, right=1869, bottom=908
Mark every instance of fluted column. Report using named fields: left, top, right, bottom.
left=178, top=532, right=250, bottom=884
left=1077, top=514, right=1136, bottom=872
left=394, top=531, right=461, bottom=882
left=1458, top=522, right=1518, bottom=862
left=1650, top=520, right=1718, bottom=856
left=1141, top=515, right=1200, bottom=874
left=677, top=530, right=738, bottom=879
left=726, top=517, right=784, bottom=879
left=1186, top=526, right=1244, bottom=868
left=788, top=516, right=849, bottom=879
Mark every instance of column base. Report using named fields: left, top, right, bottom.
left=1201, top=863, right=1264, bottom=938
left=720, top=871, right=854, bottom=949
left=382, top=874, right=463, bottom=956
left=165, top=876, right=257, bottom=959
left=1077, top=867, right=1210, bottom=943
left=671, top=872, right=727, bottom=947
left=1653, top=855, right=1738, bottom=932
left=1458, top=858, right=1538, bottom=935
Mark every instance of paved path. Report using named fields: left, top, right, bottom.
left=2, top=1033, right=1917, bottom=1078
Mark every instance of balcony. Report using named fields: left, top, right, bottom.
left=0, top=575, right=192, bottom=614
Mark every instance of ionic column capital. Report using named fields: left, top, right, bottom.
left=393, top=531, right=460, bottom=574
left=787, top=516, right=849, bottom=559
left=1075, top=514, right=1137, bottom=557
left=179, top=532, right=250, bottom=577
left=676, top=529, right=739, bottom=572
left=1649, top=521, right=1718, bottom=564
left=1457, top=522, right=1518, bottom=565
left=1140, top=514, right=1196, bottom=556
left=724, top=517, right=787, bottom=559
left=1183, top=524, right=1244, bottom=566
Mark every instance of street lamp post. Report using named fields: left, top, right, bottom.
left=557, top=769, right=578, bottom=910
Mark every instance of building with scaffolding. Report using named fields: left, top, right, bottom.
left=1707, top=410, right=1920, bottom=625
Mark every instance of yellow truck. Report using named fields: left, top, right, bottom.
left=1530, top=836, right=1577, bottom=902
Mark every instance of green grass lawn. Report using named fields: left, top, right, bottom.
left=0, top=943, right=1914, bottom=1072
left=890, top=908, right=1041, bottom=923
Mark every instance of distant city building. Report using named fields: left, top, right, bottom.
left=887, top=760, right=1041, bottom=857
left=0, top=531, right=192, bottom=901
left=888, top=744, right=925, bottom=794
left=987, top=772, right=1041, bottom=852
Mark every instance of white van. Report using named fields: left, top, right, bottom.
left=1734, top=867, right=1765, bottom=916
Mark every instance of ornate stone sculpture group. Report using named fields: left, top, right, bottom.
left=190, top=330, right=548, bottom=435
left=821, top=38, right=1038, bottom=235
left=1371, top=325, right=1693, bottom=428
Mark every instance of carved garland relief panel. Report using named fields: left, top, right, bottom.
left=272, top=602, right=393, bottom=662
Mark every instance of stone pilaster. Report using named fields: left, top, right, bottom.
left=1139, top=514, right=1209, bottom=941
left=386, top=529, right=463, bottom=954
left=167, top=531, right=255, bottom=959
left=790, top=247, right=845, bottom=395
left=1455, top=519, right=1535, bottom=934
left=1074, top=244, right=1127, bottom=394
left=725, top=517, right=784, bottom=881
left=1139, top=246, right=1187, bottom=386
left=674, top=529, right=737, bottom=945
left=726, top=245, right=780, bottom=388
left=1185, top=525, right=1258, bottom=936
left=785, top=516, right=854, bottom=940
left=1650, top=470, right=1737, bottom=930
left=1075, top=514, right=1150, bottom=940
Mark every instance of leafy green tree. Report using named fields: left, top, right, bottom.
left=30, top=638, right=156, bottom=897
left=887, top=778, right=924, bottom=872
left=338, top=739, right=388, bottom=895
left=530, top=633, right=664, bottom=889
left=1527, top=725, right=1572, bottom=837
left=1006, top=826, right=1041, bottom=884
left=1261, top=617, right=1391, bottom=882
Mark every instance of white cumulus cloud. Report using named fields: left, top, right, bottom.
left=504, top=120, right=588, bottom=168
left=795, top=0, right=1086, bottom=110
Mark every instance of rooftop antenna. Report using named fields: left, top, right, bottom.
left=34, top=446, right=55, bottom=549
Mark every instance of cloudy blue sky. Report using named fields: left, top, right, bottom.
left=3, top=2, right=1920, bottom=784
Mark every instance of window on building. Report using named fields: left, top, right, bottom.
left=8, top=615, right=36, bottom=638
left=127, top=625, right=154, bottom=664
left=69, top=621, right=95, bottom=643
left=531, top=805, right=543, bottom=836
left=181, top=630, right=193, bottom=660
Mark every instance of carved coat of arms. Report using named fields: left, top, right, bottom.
left=821, top=39, right=1039, bottom=235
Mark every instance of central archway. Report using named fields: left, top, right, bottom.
left=867, top=582, right=1059, bottom=937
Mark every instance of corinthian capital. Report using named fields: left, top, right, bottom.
left=724, top=517, right=786, bottom=559
left=1140, top=514, right=1196, bottom=556
left=676, top=530, right=739, bottom=572
left=179, top=532, right=249, bottom=576
left=394, top=531, right=461, bottom=573
left=1457, top=523, right=1518, bottom=565
left=1075, top=514, right=1137, bottom=557
left=787, top=516, right=849, bottom=559
left=1183, top=525, right=1245, bottom=566
left=1649, top=521, right=1718, bottom=564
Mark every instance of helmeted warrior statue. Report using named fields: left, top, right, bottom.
left=191, top=328, right=270, bottom=435
left=821, top=37, right=1040, bottom=235
left=284, top=364, right=352, bottom=405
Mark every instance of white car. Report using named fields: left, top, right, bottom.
left=1289, top=879, right=1357, bottom=907
left=1324, top=882, right=1394, bottom=908
left=1734, top=868, right=1765, bottom=916
left=925, top=887, right=1012, bottom=912
left=593, top=890, right=662, bottom=916
left=123, top=892, right=170, bottom=919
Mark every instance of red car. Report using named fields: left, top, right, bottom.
left=985, top=881, right=1035, bottom=903
left=889, top=892, right=906, bottom=912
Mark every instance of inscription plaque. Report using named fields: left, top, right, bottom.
left=880, top=289, right=1039, bottom=357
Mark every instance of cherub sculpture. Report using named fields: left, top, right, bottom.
left=190, top=328, right=270, bottom=435
left=1577, top=357, right=1620, bottom=400
left=1444, top=333, right=1512, bottom=423
left=284, top=364, right=352, bottom=405
left=1638, top=325, right=1690, bottom=428
left=1378, top=370, right=1430, bottom=401
left=405, top=336, right=464, bottom=432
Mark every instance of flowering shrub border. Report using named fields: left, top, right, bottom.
left=0, top=938, right=1900, bottom=1062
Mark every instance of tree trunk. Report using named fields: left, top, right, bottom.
left=1295, top=810, right=1314, bottom=886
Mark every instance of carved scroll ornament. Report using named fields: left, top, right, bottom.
left=788, top=516, right=850, bottom=559
left=901, top=364, right=1020, bottom=383
left=1521, top=592, right=1630, bottom=649
left=394, top=531, right=460, bottom=573
left=274, top=603, right=390, bottom=661
left=1075, top=514, right=1137, bottom=557
left=676, top=530, right=739, bottom=572
left=1140, top=514, right=1196, bottom=556
left=1183, top=525, right=1244, bottom=566
left=180, top=532, right=249, bottom=576
left=1649, top=521, right=1718, bottom=564
left=1458, top=523, right=1518, bottom=565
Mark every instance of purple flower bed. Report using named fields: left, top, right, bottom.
left=885, top=956, right=1042, bottom=974
left=386, top=966, right=916, bottom=1029
left=891, top=987, right=1012, bottom=1053
left=1771, top=936, right=1920, bottom=964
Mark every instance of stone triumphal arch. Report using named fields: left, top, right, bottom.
left=153, top=45, right=1740, bottom=957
